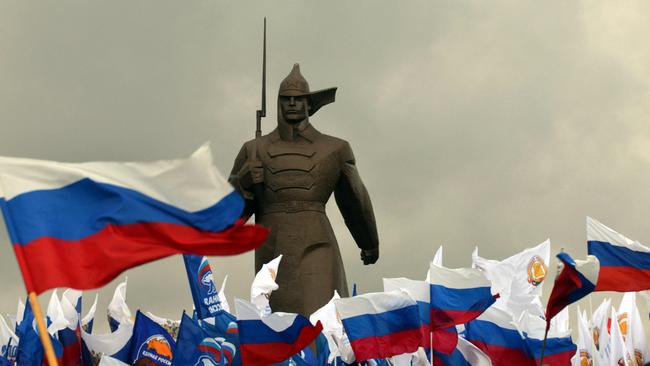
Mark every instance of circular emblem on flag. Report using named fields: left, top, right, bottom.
left=579, top=350, right=592, bottom=366
left=592, top=327, right=600, bottom=350
left=617, top=313, right=628, bottom=340
left=527, top=255, right=548, bottom=286
left=136, top=335, right=173, bottom=365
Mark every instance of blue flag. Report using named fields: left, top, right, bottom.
left=173, top=313, right=230, bottom=366
left=129, top=311, right=176, bottom=366
left=183, top=255, right=223, bottom=319
left=201, top=315, right=241, bottom=366
left=15, top=301, right=63, bottom=366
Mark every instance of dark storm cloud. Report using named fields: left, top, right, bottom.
left=1, top=1, right=648, bottom=335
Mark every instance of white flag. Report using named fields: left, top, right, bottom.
left=457, top=337, right=493, bottom=366
left=60, top=289, right=82, bottom=330
left=574, top=306, right=595, bottom=366
left=107, top=279, right=133, bottom=331
left=593, top=298, right=612, bottom=361
left=618, top=292, right=648, bottom=365
left=425, top=245, right=443, bottom=281
left=46, top=290, right=68, bottom=335
left=610, top=307, right=631, bottom=366
left=310, top=291, right=343, bottom=363
left=218, top=275, right=231, bottom=313
left=251, top=255, right=282, bottom=316
left=81, top=293, right=98, bottom=333
left=98, top=356, right=129, bottom=366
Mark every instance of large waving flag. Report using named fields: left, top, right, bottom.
left=183, top=255, right=223, bottom=320
left=0, top=144, right=268, bottom=294
left=587, top=217, right=650, bottom=292
left=428, top=263, right=498, bottom=330
left=333, top=290, right=422, bottom=362
left=235, top=299, right=322, bottom=366
left=544, top=252, right=599, bottom=326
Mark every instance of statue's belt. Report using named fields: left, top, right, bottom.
left=262, top=201, right=325, bottom=214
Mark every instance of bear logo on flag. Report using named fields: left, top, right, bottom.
left=579, top=350, right=592, bottom=366
left=198, top=257, right=217, bottom=296
left=527, top=255, right=548, bottom=286
left=135, top=335, right=173, bottom=365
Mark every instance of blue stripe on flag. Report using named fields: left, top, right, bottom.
left=588, top=240, right=650, bottom=269
left=430, top=285, right=493, bottom=311
left=341, top=304, right=421, bottom=341
left=6, top=178, right=243, bottom=245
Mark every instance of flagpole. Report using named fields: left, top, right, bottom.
left=538, top=327, right=549, bottom=366
left=429, top=331, right=434, bottom=366
left=28, top=292, right=60, bottom=366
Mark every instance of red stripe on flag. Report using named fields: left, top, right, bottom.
left=429, top=308, right=487, bottom=330
left=595, top=266, right=650, bottom=292
left=469, top=340, right=534, bottom=366
left=240, top=321, right=322, bottom=366
left=349, top=328, right=422, bottom=362
left=14, top=220, right=268, bottom=294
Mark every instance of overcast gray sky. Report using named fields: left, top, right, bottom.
left=1, top=0, right=649, bottom=337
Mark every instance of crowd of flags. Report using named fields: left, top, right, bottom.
left=0, top=218, right=649, bottom=365
left=0, top=147, right=650, bottom=365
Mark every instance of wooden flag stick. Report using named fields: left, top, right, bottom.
left=28, top=292, right=59, bottom=366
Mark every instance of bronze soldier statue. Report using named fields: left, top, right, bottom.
left=229, top=64, right=379, bottom=316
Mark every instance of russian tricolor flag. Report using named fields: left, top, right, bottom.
left=333, top=290, right=422, bottom=362
left=464, top=307, right=532, bottom=366
left=587, top=216, right=650, bottom=292
left=0, top=145, right=268, bottom=294
left=524, top=335, right=576, bottom=366
left=235, top=299, right=322, bottom=366
left=545, top=252, right=598, bottom=325
left=382, top=278, right=430, bottom=352
left=428, top=264, right=498, bottom=330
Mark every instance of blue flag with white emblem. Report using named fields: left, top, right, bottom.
left=173, top=313, right=229, bottom=366
left=183, top=255, right=223, bottom=319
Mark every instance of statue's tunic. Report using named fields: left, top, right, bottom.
left=229, top=120, right=378, bottom=316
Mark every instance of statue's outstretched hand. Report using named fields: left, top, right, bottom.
left=360, top=248, right=379, bottom=265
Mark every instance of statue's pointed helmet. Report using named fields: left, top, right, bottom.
left=278, top=63, right=337, bottom=116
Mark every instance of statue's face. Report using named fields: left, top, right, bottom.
left=279, top=95, right=309, bottom=124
